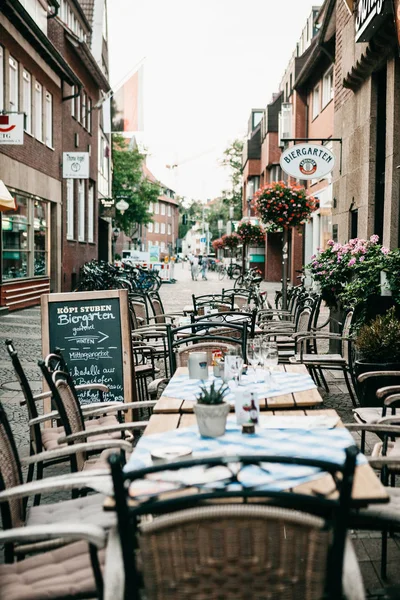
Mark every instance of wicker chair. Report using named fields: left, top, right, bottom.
left=176, top=342, right=235, bottom=367
left=0, top=400, right=115, bottom=564
left=5, top=340, right=129, bottom=498
left=107, top=450, right=364, bottom=600
left=0, top=527, right=105, bottom=600
left=166, top=321, right=247, bottom=374
left=38, top=361, right=155, bottom=474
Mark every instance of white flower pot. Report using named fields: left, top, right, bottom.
left=193, top=402, right=230, bottom=437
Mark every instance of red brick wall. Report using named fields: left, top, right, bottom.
left=48, top=19, right=102, bottom=291
left=0, top=25, right=62, bottom=181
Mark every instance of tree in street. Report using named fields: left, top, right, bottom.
left=112, top=134, right=160, bottom=235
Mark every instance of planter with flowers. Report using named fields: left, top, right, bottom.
left=236, top=221, right=265, bottom=246
left=354, top=307, right=400, bottom=407
left=212, top=238, right=224, bottom=251
left=254, top=181, right=317, bottom=308
left=221, top=233, right=240, bottom=250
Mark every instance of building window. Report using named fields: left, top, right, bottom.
left=71, top=85, right=75, bottom=116
left=147, top=222, right=153, bottom=233
left=148, top=202, right=153, bottom=213
left=2, top=195, right=49, bottom=280
left=9, top=56, right=19, bottom=111
left=66, top=179, right=74, bottom=240
left=78, top=179, right=85, bottom=241
left=22, top=70, right=32, bottom=134
left=312, top=84, right=320, bottom=119
left=332, top=224, right=338, bottom=242
left=35, top=81, right=43, bottom=141
left=87, top=98, right=92, bottom=133
left=0, top=46, right=3, bottom=112
left=160, top=241, right=165, bottom=252
left=350, top=209, right=358, bottom=240
left=33, top=199, right=48, bottom=276
left=88, top=183, right=94, bottom=242
left=161, top=203, right=166, bottom=215
left=167, top=204, right=171, bottom=217
left=155, top=222, right=160, bottom=233
left=322, top=67, right=334, bottom=108
left=45, top=91, right=52, bottom=147
left=76, top=92, right=81, bottom=122
left=161, top=223, right=166, bottom=234
left=155, top=202, right=160, bottom=214
left=82, top=92, right=87, bottom=128
left=168, top=223, right=172, bottom=235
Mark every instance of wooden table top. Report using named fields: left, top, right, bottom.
left=143, top=408, right=388, bottom=507
left=154, top=364, right=323, bottom=414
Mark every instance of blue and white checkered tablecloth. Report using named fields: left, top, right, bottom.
left=162, top=370, right=317, bottom=404
left=125, top=422, right=364, bottom=492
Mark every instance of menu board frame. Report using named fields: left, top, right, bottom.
left=41, top=289, right=134, bottom=415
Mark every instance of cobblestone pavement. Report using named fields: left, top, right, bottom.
left=0, top=270, right=398, bottom=596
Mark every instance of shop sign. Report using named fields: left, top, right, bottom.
left=0, top=114, right=24, bottom=145
left=149, top=244, right=160, bottom=263
left=355, top=0, right=392, bottom=42
left=62, top=152, right=89, bottom=179
left=280, top=144, right=335, bottom=180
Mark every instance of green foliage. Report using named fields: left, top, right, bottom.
left=177, top=197, right=203, bottom=239
left=220, top=139, right=244, bottom=218
left=356, top=307, right=400, bottom=363
left=197, top=381, right=228, bottom=405
left=386, top=248, right=400, bottom=305
left=112, top=134, right=160, bottom=235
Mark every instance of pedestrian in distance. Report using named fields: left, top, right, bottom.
left=190, top=254, right=199, bottom=281
left=201, top=254, right=208, bottom=281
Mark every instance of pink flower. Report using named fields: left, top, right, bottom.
left=359, top=256, right=365, bottom=262
left=370, top=234, right=379, bottom=243
left=311, top=254, right=316, bottom=259
left=327, top=240, right=334, bottom=247
left=348, top=258, right=356, bottom=266
left=381, top=247, right=389, bottom=255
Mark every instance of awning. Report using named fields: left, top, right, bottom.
left=0, top=181, right=17, bottom=211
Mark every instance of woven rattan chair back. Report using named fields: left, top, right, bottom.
left=138, top=505, right=329, bottom=600
left=5, top=339, right=43, bottom=455
left=341, top=310, right=354, bottom=364
left=296, top=307, right=313, bottom=335
left=148, top=291, right=166, bottom=323
left=0, top=402, right=24, bottom=530
left=129, top=299, right=148, bottom=328
left=39, top=361, right=87, bottom=472
left=177, top=342, right=235, bottom=367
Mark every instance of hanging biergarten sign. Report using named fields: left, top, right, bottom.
left=355, top=0, right=392, bottom=42
left=279, top=144, right=335, bottom=181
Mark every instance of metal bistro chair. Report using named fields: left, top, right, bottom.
left=192, top=309, right=257, bottom=339
left=166, top=321, right=247, bottom=375
left=192, top=293, right=234, bottom=316
left=106, top=449, right=363, bottom=600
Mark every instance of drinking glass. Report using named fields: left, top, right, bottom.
left=246, top=340, right=259, bottom=376
left=261, top=342, right=279, bottom=382
left=225, top=351, right=243, bottom=387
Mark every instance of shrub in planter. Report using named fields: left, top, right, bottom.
left=354, top=307, right=400, bottom=407
left=193, top=382, right=230, bottom=437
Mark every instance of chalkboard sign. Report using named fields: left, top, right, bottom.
left=41, top=290, right=134, bottom=409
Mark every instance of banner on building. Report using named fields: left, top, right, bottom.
left=0, top=114, right=24, bottom=145
left=62, top=152, right=90, bottom=179
left=111, top=64, right=144, bottom=134
left=280, top=144, right=335, bottom=180
left=149, top=244, right=160, bottom=263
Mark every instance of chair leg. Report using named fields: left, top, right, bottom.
left=310, top=366, right=321, bottom=387
left=343, top=369, right=357, bottom=408
left=381, top=529, right=388, bottom=579
left=33, top=461, right=43, bottom=506
left=360, top=431, right=366, bottom=454
left=318, top=367, right=329, bottom=392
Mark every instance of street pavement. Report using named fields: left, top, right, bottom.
left=0, top=268, right=398, bottom=595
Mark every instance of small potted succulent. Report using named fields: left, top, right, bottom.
left=354, top=307, right=400, bottom=406
left=193, top=382, right=230, bottom=437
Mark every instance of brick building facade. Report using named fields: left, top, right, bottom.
left=0, top=0, right=111, bottom=308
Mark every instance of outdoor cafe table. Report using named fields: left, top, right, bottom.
left=140, top=408, right=388, bottom=507
left=154, top=364, right=323, bottom=414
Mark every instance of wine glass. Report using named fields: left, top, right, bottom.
left=225, top=350, right=243, bottom=387
left=261, top=342, right=279, bottom=383
left=246, top=340, right=259, bottom=376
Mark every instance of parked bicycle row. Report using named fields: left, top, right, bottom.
left=74, top=260, right=162, bottom=292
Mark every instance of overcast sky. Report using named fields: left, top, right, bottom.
left=108, top=0, right=320, bottom=201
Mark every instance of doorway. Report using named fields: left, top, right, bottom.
left=373, top=66, right=387, bottom=240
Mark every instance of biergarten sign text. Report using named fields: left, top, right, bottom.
left=355, top=0, right=392, bottom=42
left=280, top=144, right=335, bottom=180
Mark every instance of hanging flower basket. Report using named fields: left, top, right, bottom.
left=254, top=181, right=317, bottom=229
left=236, top=221, right=265, bottom=246
left=212, top=238, right=225, bottom=251
left=221, top=233, right=240, bottom=250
